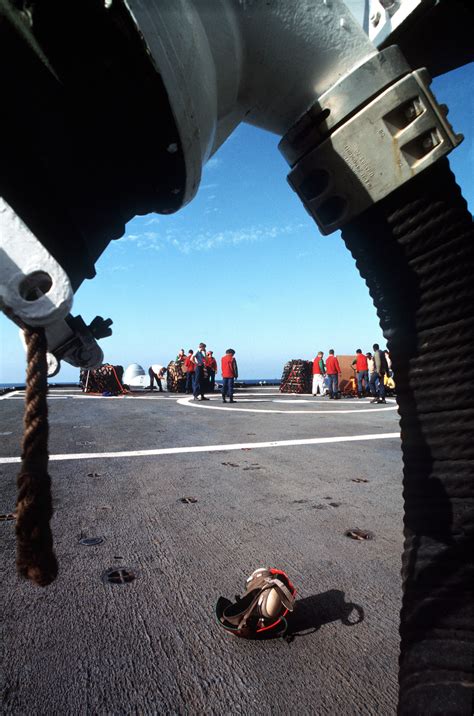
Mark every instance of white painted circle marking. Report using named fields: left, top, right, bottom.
left=177, top=394, right=397, bottom=414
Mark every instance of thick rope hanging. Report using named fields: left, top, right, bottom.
left=16, top=325, right=58, bottom=586
left=341, top=159, right=474, bottom=714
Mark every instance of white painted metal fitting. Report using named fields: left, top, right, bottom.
left=0, top=198, right=73, bottom=326
left=368, top=0, right=423, bottom=45
left=124, top=0, right=376, bottom=207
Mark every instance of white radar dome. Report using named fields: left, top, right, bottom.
left=123, top=363, right=147, bottom=387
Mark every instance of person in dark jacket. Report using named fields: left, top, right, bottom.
left=371, top=343, right=389, bottom=404
left=193, top=343, right=209, bottom=401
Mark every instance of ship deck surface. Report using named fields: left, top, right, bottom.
left=1, top=386, right=403, bottom=715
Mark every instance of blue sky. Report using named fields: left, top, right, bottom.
left=1, top=63, right=472, bottom=383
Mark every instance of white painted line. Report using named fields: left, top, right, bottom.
left=177, top=395, right=398, bottom=414
left=1, top=391, right=304, bottom=402
left=3, top=390, right=289, bottom=399
left=213, top=398, right=272, bottom=403
left=0, top=390, right=21, bottom=400
left=46, top=387, right=81, bottom=391
left=2, top=394, right=178, bottom=400
left=0, top=432, right=400, bottom=464
left=1, top=390, right=397, bottom=414
left=4, top=396, right=74, bottom=400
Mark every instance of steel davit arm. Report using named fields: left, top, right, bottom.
left=0, top=0, right=464, bottom=369
left=1, top=0, right=378, bottom=375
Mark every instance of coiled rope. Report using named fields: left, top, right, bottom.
left=16, top=325, right=58, bottom=587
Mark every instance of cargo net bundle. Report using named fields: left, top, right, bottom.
left=80, top=364, right=125, bottom=394
left=166, top=361, right=187, bottom=393
left=280, top=359, right=312, bottom=394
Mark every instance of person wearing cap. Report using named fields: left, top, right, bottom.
left=148, top=364, right=167, bottom=392
left=193, top=342, right=209, bottom=401
left=371, top=343, right=389, bottom=404
left=221, top=349, right=238, bottom=403
left=205, top=350, right=218, bottom=392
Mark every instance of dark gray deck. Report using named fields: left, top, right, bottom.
left=1, top=387, right=403, bottom=715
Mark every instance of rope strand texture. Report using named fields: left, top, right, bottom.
left=16, top=326, right=58, bottom=586
left=341, top=158, right=474, bottom=715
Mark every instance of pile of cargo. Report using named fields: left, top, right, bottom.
left=279, top=359, right=312, bottom=394
left=80, top=364, right=125, bottom=394
left=166, top=360, right=187, bottom=393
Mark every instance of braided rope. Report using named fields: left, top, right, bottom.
left=16, top=326, right=58, bottom=586
left=341, top=158, right=474, bottom=714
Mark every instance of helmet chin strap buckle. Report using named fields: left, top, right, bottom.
left=215, top=568, right=296, bottom=639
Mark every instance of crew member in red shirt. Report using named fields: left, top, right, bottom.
left=205, top=351, right=218, bottom=392
left=312, top=351, right=326, bottom=396
left=326, top=349, right=341, bottom=400
left=221, top=349, right=238, bottom=403
left=351, top=348, right=369, bottom=397
left=184, top=349, right=195, bottom=394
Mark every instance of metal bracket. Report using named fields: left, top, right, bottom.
left=368, top=0, right=423, bottom=46
left=283, top=67, right=463, bottom=235
left=43, top=315, right=106, bottom=372
left=0, top=197, right=73, bottom=325
left=1, top=197, right=110, bottom=374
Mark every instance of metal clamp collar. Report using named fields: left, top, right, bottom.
left=279, top=46, right=411, bottom=168
left=280, top=59, right=463, bottom=235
